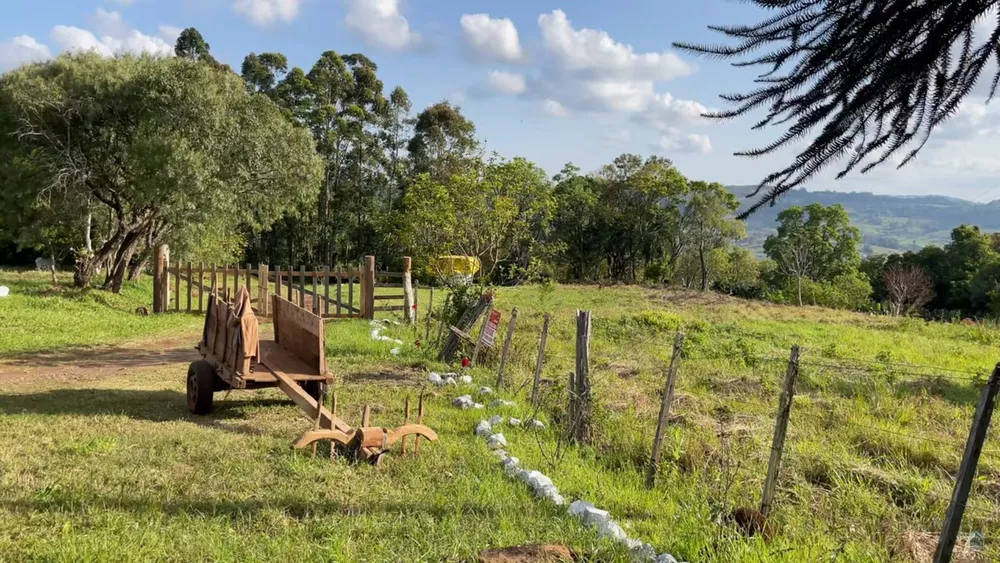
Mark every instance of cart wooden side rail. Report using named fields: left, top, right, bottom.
left=187, top=288, right=436, bottom=463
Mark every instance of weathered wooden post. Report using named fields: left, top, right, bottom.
left=153, top=245, right=168, bottom=313
left=646, top=332, right=685, bottom=489
left=760, top=345, right=801, bottom=517
left=198, top=262, right=205, bottom=312
left=531, top=314, right=551, bottom=405
left=934, top=364, right=1000, bottom=563
left=361, top=256, right=376, bottom=320
left=258, top=264, right=269, bottom=317
left=299, top=265, right=306, bottom=309
left=496, top=307, right=519, bottom=389
left=174, top=260, right=180, bottom=311
left=425, top=286, right=435, bottom=341
left=574, top=310, right=593, bottom=444
left=402, top=256, right=416, bottom=324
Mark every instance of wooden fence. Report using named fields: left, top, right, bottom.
left=151, top=247, right=415, bottom=322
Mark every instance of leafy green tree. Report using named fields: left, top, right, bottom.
left=407, top=102, right=480, bottom=183
left=763, top=203, right=862, bottom=305
left=551, top=163, right=603, bottom=280
left=943, top=224, right=998, bottom=312
left=683, top=181, right=744, bottom=290
left=0, top=53, right=323, bottom=291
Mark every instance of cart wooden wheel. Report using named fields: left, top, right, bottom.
left=187, top=360, right=216, bottom=415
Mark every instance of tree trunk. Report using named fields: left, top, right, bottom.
left=103, top=229, right=145, bottom=293
left=128, top=246, right=153, bottom=282
left=699, top=245, right=708, bottom=291
left=796, top=275, right=803, bottom=306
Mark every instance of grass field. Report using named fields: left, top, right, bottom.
left=1, top=271, right=999, bottom=561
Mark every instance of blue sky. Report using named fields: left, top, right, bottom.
left=3, top=0, right=1000, bottom=201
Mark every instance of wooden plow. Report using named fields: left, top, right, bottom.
left=187, top=287, right=438, bottom=464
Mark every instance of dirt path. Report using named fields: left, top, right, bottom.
left=0, top=330, right=205, bottom=386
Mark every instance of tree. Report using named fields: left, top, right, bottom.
left=552, top=163, right=603, bottom=280
left=684, top=181, right=745, bottom=290
left=175, top=28, right=216, bottom=64
left=884, top=265, right=935, bottom=316
left=763, top=203, right=862, bottom=305
left=407, top=102, right=479, bottom=183
left=677, top=1, right=1000, bottom=215
left=0, top=53, right=323, bottom=291
left=944, top=224, right=998, bottom=312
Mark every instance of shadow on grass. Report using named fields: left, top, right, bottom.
left=1, top=495, right=504, bottom=521
left=0, top=344, right=200, bottom=368
left=0, top=388, right=297, bottom=429
left=797, top=372, right=983, bottom=406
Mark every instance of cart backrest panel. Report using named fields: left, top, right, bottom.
left=272, top=295, right=327, bottom=376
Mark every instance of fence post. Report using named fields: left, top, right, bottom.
left=299, top=265, right=306, bottom=309
left=574, top=310, right=592, bottom=444
left=402, top=256, right=415, bottom=324
left=312, top=265, right=319, bottom=315
left=323, top=266, right=330, bottom=316
left=174, top=260, right=180, bottom=311
left=361, top=256, right=376, bottom=320
left=496, top=307, right=519, bottom=389
left=425, top=286, right=435, bottom=342
left=258, top=264, right=269, bottom=317
left=646, top=332, right=685, bottom=489
left=244, top=263, right=251, bottom=298
left=531, top=314, right=551, bottom=405
left=760, top=345, right=800, bottom=517
left=153, top=245, right=168, bottom=313
left=198, top=262, right=205, bottom=312
left=933, top=364, right=1000, bottom=563
left=186, top=262, right=193, bottom=312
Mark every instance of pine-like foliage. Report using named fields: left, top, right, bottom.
left=675, top=1, right=1000, bottom=217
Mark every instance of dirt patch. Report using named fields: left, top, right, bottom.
left=894, top=530, right=984, bottom=562
left=0, top=333, right=202, bottom=386
left=478, top=544, right=574, bottom=563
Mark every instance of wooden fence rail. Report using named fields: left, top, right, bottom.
left=151, top=250, right=414, bottom=322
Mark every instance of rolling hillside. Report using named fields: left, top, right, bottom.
left=732, top=186, right=1000, bottom=255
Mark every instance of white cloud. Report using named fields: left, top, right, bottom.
left=345, top=0, right=420, bottom=51
left=158, top=25, right=183, bottom=44
left=460, top=14, right=523, bottom=64
left=233, top=0, right=302, bottom=27
left=487, top=70, right=526, bottom=95
left=656, top=129, right=712, bottom=154
left=538, top=9, right=693, bottom=81
left=48, top=10, right=173, bottom=59
left=541, top=99, right=569, bottom=117
left=0, top=35, right=52, bottom=72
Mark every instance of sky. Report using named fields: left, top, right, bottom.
left=2, top=0, right=1000, bottom=202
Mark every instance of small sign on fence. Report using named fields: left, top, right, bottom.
left=480, top=310, right=502, bottom=348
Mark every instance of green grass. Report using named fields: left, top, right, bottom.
left=0, top=270, right=204, bottom=357
left=1, top=277, right=999, bottom=561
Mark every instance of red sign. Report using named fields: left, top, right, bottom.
left=480, top=310, right=502, bottom=348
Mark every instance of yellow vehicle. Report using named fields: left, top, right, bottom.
left=429, top=255, right=481, bottom=282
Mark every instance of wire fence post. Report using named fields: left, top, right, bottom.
left=760, top=344, right=800, bottom=517
left=495, top=307, right=519, bottom=389
left=646, top=331, right=685, bottom=489
left=531, top=313, right=552, bottom=405
left=573, top=310, right=593, bottom=444
left=933, top=364, right=1000, bottom=563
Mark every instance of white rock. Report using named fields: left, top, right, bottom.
left=627, top=541, right=656, bottom=559
left=486, top=433, right=507, bottom=449
left=528, top=419, right=546, bottom=430
left=655, top=554, right=679, bottom=563
left=492, top=449, right=509, bottom=459
left=479, top=386, right=493, bottom=396
left=458, top=375, right=473, bottom=384
left=508, top=418, right=522, bottom=427
left=502, top=456, right=520, bottom=472
left=568, top=500, right=592, bottom=517
left=428, top=372, right=443, bottom=384
left=597, top=520, right=628, bottom=541
left=490, top=399, right=516, bottom=408
left=0, top=286, right=8, bottom=298
left=475, top=420, right=492, bottom=437
left=392, top=339, right=404, bottom=345
left=370, top=329, right=382, bottom=339
left=473, top=403, right=485, bottom=409
left=390, top=347, right=401, bottom=356
left=445, top=377, right=457, bottom=386
left=489, top=415, right=504, bottom=426
left=453, top=395, right=474, bottom=409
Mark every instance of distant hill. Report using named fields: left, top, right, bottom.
left=729, top=186, right=1000, bottom=256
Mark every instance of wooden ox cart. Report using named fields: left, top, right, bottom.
left=187, top=287, right=437, bottom=463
